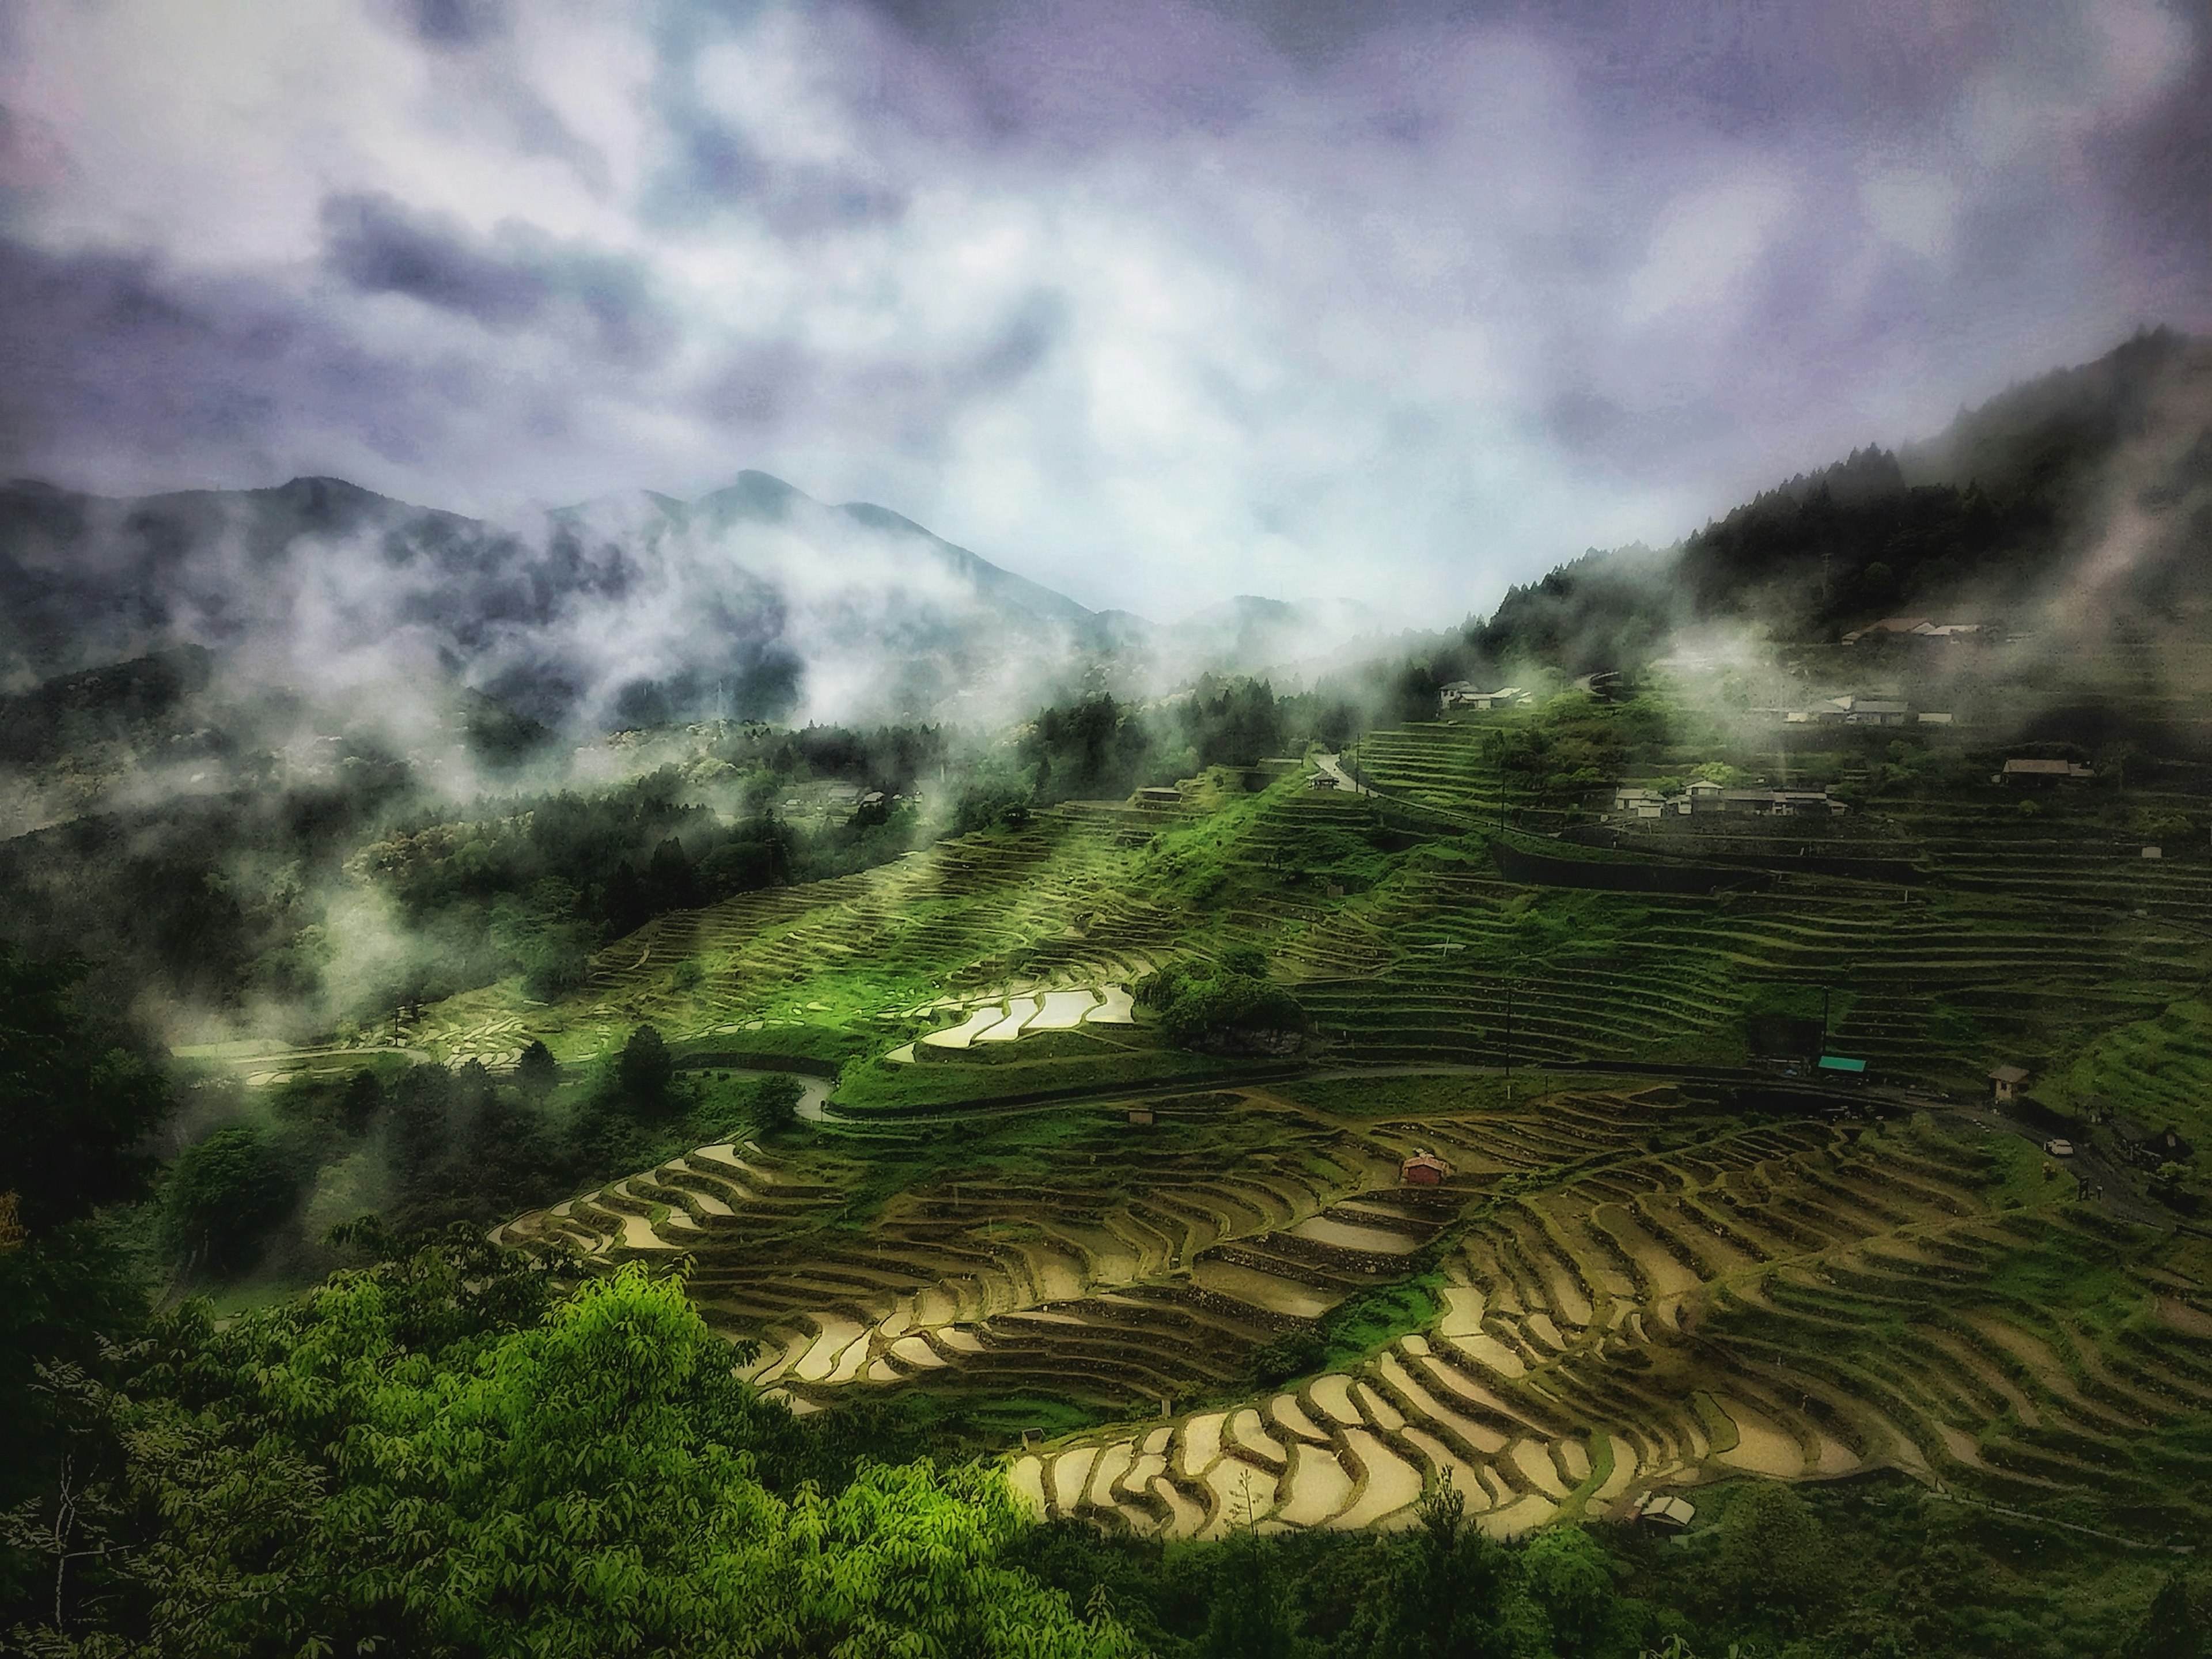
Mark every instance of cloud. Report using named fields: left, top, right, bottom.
left=324, top=192, right=548, bottom=325
left=0, top=0, right=2204, bottom=627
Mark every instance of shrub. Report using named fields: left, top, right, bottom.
left=1251, top=1329, right=1325, bottom=1385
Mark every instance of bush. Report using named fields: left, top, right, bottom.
left=1251, top=1329, right=1325, bottom=1385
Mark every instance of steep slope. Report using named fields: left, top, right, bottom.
left=1465, top=328, right=2212, bottom=677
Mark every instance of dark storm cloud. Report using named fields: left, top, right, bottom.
left=0, top=238, right=433, bottom=477
left=324, top=192, right=548, bottom=325
left=321, top=193, right=672, bottom=364
left=400, top=0, right=507, bottom=50
left=0, top=0, right=2205, bottom=619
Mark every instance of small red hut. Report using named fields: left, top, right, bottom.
left=1400, top=1151, right=1452, bottom=1187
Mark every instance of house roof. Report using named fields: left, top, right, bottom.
left=1988, top=1064, right=2030, bottom=1084
left=1817, top=1055, right=1866, bottom=1073
left=1400, top=1152, right=1453, bottom=1175
left=2003, top=757, right=2091, bottom=776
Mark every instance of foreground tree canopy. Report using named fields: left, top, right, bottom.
left=19, top=1248, right=1134, bottom=1658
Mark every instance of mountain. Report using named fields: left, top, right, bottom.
left=1462, top=328, right=2212, bottom=679
left=0, top=471, right=1099, bottom=730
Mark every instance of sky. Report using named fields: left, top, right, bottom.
left=0, top=1, right=2205, bottom=626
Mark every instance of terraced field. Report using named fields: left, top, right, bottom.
left=498, top=1088, right=1409, bottom=1410
left=1016, top=1093, right=2212, bottom=1540
left=498, top=1074, right=2212, bottom=1543
left=356, top=709, right=2212, bottom=1550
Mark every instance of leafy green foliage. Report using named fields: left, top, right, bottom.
left=13, top=1263, right=1137, bottom=1657
left=514, top=1039, right=559, bottom=1100
left=1137, top=959, right=1308, bottom=1054
left=618, top=1023, right=676, bottom=1109
left=0, top=950, right=173, bottom=1236
left=159, top=1126, right=296, bottom=1279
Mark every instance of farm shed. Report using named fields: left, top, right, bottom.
left=1400, top=1152, right=1452, bottom=1187
left=1988, top=1064, right=2030, bottom=1104
left=1818, top=1055, right=1868, bottom=1081
left=1628, top=1493, right=1696, bottom=1528
left=1126, top=1106, right=1156, bottom=1127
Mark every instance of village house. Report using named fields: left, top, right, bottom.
left=1441, top=684, right=1530, bottom=712
left=2112, top=1118, right=2194, bottom=1172
left=2001, top=757, right=2094, bottom=783
left=1627, top=1493, right=1696, bottom=1529
left=1988, top=1063, right=2030, bottom=1104
left=1785, top=695, right=1910, bottom=726
left=1714, top=787, right=1846, bottom=817
left=1612, top=785, right=1671, bottom=817
left=1842, top=617, right=1988, bottom=647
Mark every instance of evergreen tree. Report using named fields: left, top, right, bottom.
left=618, top=1024, right=675, bottom=1109
left=514, top=1040, right=559, bottom=1101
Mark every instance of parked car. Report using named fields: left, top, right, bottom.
left=2043, top=1138, right=2075, bottom=1157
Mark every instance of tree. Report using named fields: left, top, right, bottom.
left=1521, top=1525, right=1629, bottom=1656
left=618, top=1024, right=675, bottom=1108
left=162, top=1125, right=295, bottom=1278
left=0, top=949, right=173, bottom=1236
left=753, top=1074, right=804, bottom=1135
left=2121, top=1571, right=2212, bottom=1659
left=515, top=1040, right=559, bottom=1101
left=29, top=1266, right=1141, bottom=1657
left=1364, top=1480, right=1524, bottom=1659
left=336, top=1069, right=384, bottom=1137
left=1199, top=1525, right=1297, bottom=1658
left=1716, top=1480, right=1830, bottom=1616
left=388, top=1063, right=456, bottom=1185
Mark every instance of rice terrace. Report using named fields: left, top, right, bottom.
left=244, top=675, right=2212, bottom=1565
